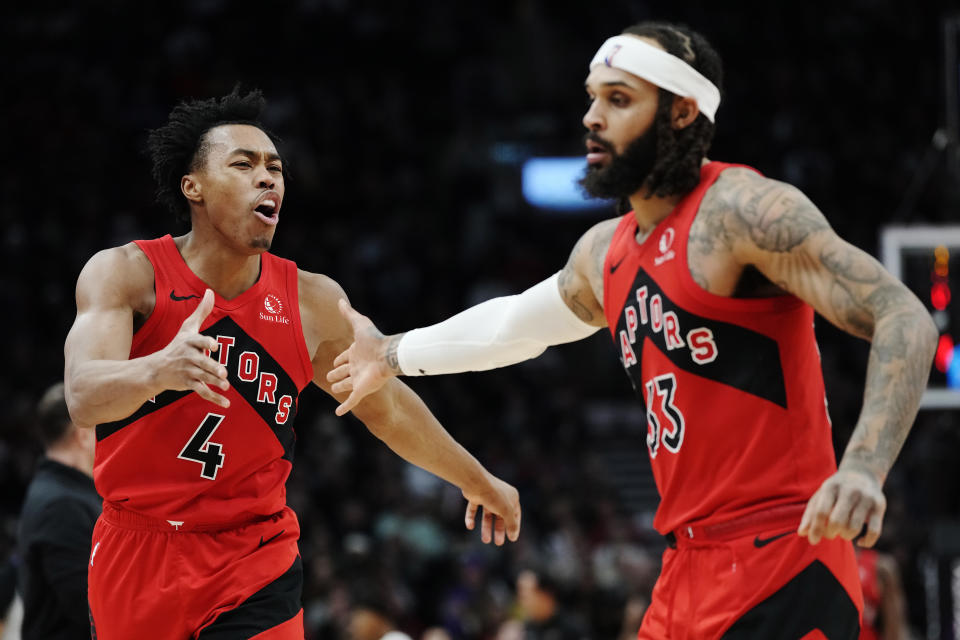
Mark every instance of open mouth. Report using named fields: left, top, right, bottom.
left=253, top=196, right=280, bottom=226
left=586, top=139, right=611, bottom=165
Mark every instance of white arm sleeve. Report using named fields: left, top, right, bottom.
left=397, top=272, right=601, bottom=376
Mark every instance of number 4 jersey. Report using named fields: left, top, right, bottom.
left=602, top=162, right=837, bottom=535
left=93, top=235, right=314, bottom=524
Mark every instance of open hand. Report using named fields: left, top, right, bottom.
left=326, top=299, right=399, bottom=416
left=152, top=289, right=230, bottom=407
left=463, top=473, right=522, bottom=546
left=798, top=467, right=886, bottom=547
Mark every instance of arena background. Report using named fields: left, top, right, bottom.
left=3, top=1, right=960, bottom=638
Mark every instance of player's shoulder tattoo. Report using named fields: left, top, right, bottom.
left=559, top=218, right=617, bottom=324
left=563, top=219, right=615, bottom=281
left=710, top=168, right=831, bottom=253
left=588, top=217, right=620, bottom=275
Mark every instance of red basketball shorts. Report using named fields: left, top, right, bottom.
left=638, top=504, right=864, bottom=640
left=88, top=502, right=303, bottom=639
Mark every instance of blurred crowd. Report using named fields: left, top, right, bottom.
left=3, top=1, right=960, bottom=638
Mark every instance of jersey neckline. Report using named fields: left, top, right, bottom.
left=159, top=234, right=271, bottom=312
left=619, top=162, right=805, bottom=315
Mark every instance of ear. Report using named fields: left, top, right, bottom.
left=181, top=174, right=203, bottom=205
left=671, top=96, right=700, bottom=130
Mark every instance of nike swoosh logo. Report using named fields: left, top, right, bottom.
left=609, top=256, right=626, bottom=275
left=258, top=529, right=286, bottom=548
left=753, top=530, right=792, bottom=548
left=170, top=290, right=201, bottom=302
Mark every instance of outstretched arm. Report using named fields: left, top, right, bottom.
left=718, top=169, right=937, bottom=547
left=64, top=246, right=229, bottom=427
left=326, top=220, right=615, bottom=415
left=302, top=272, right=522, bottom=545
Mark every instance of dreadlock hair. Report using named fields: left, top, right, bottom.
left=622, top=21, right=723, bottom=203
left=147, top=87, right=273, bottom=223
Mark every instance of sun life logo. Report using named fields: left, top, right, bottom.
left=261, top=293, right=291, bottom=325
left=264, top=294, right=283, bottom=315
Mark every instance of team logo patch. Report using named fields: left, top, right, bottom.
left=659, top=227, right=675, bottom=253
left=654, top=227, right=676, bottom=266
left=261, top=293, right=290, bottom=325
left=604, top=44, right=622, bottom=67
left=264, top=294, right=283, bottom=314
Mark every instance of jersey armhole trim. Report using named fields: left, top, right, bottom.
left=285, top=261, right=315, bottom=387
left=676, top=166, right=807, bottom=317
left=130, top=237, right=169, bottom=355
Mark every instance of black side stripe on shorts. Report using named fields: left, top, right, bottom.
left=721, top=559, right=859, bottom=640
left=197, top=556, right=302, bottom=639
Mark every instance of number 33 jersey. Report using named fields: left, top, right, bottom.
left=93, top=235, right=314, bottom=524
left=603, top=162, right=837, bottom=536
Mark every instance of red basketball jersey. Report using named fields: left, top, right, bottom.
left=93, top=235, right=314, bottom=524
left=603, top=162, right=837, bottom=535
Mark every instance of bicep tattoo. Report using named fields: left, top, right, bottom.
left=559, top=223, right=614, bottom=325
left=730, top=178, right=830, bottom=252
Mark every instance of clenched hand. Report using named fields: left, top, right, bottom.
left=798, top=467, right=885, bottom=547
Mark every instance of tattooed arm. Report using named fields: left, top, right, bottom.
left=716, top=168, right=938, bottom=547
left=557, top=218, right=618, bottom=327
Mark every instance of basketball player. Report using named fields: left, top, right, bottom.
left=326, top=21, right=938, bottom=639
left=63, top=89, right=521, bottom=639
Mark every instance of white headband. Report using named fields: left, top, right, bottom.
left=589, top=35, right=720, bottom=123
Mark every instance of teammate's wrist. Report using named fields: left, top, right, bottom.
left=459, top=464, right=495, bottom=500
left=383, top=333, right=405, bottom=376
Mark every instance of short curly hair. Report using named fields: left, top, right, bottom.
left=622, top=21, right=723, bottom=201
left=146, top=87, right=275, bottom=222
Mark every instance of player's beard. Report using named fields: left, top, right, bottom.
left=579, top=125, right=659, bottom=200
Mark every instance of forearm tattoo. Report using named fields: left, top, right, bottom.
left=843, top=304, right=935, bottom=480
left=384, top=334, right=403, bottom=375
left=714, top=170, right=937, bottom=480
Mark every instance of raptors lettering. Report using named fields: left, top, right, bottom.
left=618, top=284, right=718, bottom=369
left=208, top=334, right=294, bottom=425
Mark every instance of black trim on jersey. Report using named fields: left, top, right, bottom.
left=205, top=316, right=299, bottom=462
left=197, top=556, right=302, bottom=639
left=96, top=317, right=300, bottom=461
left=614, top=269, right=788, bottom=408
left=721, top=560, right=859, bottom=639
left=96, top=390, right=191, bottom=441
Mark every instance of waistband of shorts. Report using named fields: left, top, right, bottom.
left=101, top=501, right=277, bottom=533
left=666, top=503, right=807, bottom=547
